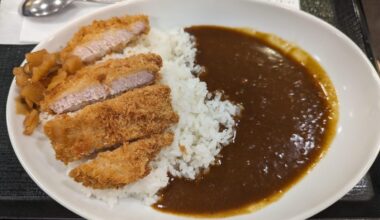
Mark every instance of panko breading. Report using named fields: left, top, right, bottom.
left=69, top=133, right=174, bottom=189
left=44, top=85, right=179, bottom=164
left=60, top=15, right=150, bottom=64
left=41, top=53, right=162, bottom=114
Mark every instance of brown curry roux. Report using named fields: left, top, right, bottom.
left=154, top=26, right=338, bottom=217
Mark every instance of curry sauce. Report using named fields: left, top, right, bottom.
left=154, top=26, right=338, bottom=217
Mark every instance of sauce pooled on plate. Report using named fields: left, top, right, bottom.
left=154, top=26, right=338, bottom=217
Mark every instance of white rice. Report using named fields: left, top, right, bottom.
left=76, top=28, right=240, bottom=205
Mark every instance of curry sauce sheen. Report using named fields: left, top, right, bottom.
left=154, top=26, right=338, bottom=216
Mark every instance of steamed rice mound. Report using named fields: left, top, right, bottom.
left=76, top=28, right=240, bottom=205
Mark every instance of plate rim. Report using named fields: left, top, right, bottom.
left=6, top=0, right=380, bottom=219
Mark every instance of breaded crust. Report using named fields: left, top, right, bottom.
left=44, top=85, right=178, bottom=164
left=41, top=53, right=163, bottom=113
left=69, top=132, right=174, bottom=189
left=60, top=15, right=150, bottom=62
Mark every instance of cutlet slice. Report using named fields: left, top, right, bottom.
left=69, top=132, right=173, bottom=189
left=42, top=53, right=162, bottom=114
left=44, top=85, right=178, bottom=164
left=61, top=15, right=149, bottom=64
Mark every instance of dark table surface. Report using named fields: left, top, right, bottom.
left=1, top=0, right=380, bottom=219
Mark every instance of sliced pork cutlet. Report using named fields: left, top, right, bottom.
left=42, top=53, right=162, bottom=114
left=44, top=85, right=178, bottom=164
left=60, top=15, right=150, bottom=64
left=69, top=132, right=174, bottom=189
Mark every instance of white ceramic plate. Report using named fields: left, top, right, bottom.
left=6, top=0, right=380, bottom=219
